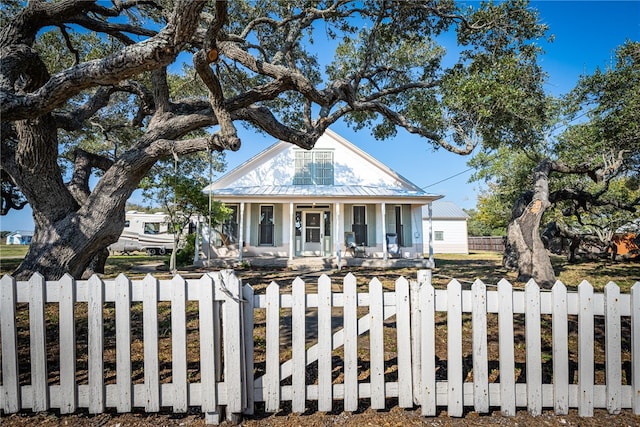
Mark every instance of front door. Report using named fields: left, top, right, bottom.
left=303, top=212, right=322, bottom=255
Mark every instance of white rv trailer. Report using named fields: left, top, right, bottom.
left=109, top=211, right=175, bottom=255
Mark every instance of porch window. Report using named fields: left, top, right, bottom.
left=293, top=150, right=334, bottom=185
left=324, top=211, right=331, bottom=236
left=295, top=211, right=302, bottom=237
left=222, top=205, right=238, bottom=243
left=352, top=205, right=367, bottom=245
left=394, top=205, right=404, bottom=247
left=259, top=205, right=274, bottom=245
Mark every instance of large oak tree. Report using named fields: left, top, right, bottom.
left=1, top=0, right=547, bottom=279
left=471, top=41, right=640, bottom=287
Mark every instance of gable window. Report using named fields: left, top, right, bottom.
left=293, top=150, right=334, bottom=185
left=434, top=231, right=444, bottom=241
left=352, top=205, right=367, bottom=245
left=259, top=205, right=274, bottom=245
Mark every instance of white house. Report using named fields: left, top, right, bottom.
left=203, top=129, right=444, bottom=262
left=5, top=230, right=33, bottom=245
left=422, top=201, right=469, bottom=254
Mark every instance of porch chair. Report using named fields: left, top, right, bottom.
left=386, top=233, right=400, bottom=258
left=344, top=231, right=366, bottom=258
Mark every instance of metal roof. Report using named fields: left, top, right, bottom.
left=209, top=184, right=439, bottom=199
left=423, top=200, right=469, bottom=219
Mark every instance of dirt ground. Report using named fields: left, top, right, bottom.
left=2, top=406, right=639, bottom=426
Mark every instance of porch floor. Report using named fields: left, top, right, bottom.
left=197, top=255, right=435, bottom=270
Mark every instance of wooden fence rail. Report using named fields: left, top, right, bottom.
left=1, top=271, right=639, bottom=424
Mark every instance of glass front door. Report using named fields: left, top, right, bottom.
left=303, top=212, right=322, bottom=255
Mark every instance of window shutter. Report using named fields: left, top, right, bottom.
left=274, top=203, right=283, bottom=246
left=367, top=204, right=377, bottom=246
left=249, top=204, right=259, bottom=246
left=402, top=204, right=413, bottom=246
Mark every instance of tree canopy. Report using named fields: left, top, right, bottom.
left=1, top=0, right=549, bottom=279
left=469, top=41, right=640, bottom=284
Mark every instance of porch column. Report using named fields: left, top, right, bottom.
left=428, top=202, right=434, bottom=266
left=238, top=202, right=245, bottom=262
left=289, top=202, right=294, bottom=260
left=381, top=202, right=387, bottom=260
left=334, top=202, right=340, bottom=256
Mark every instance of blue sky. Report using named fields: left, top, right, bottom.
left=2, top=1, right=639, bottom=232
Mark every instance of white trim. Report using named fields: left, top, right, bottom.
left=238, top=202, right=245, bottom=262
left=289, top=203, right=294, bottom=260
left=381, top=202, right=387, bottom=261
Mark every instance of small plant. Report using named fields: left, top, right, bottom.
left=174, top=233, right=196, bottom=267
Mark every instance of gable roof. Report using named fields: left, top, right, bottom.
left=204, top=129, right=441, bottom=203
left=423, top=200, right=469, bottom=219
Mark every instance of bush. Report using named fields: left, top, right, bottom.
left=175, top=233, right=196, bottom=267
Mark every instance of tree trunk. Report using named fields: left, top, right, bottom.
left=503, top=159, right=556, bottom=288
left=13, top=200, right=127, bottom=280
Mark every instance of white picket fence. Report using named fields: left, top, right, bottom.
left=1, top=270, right=639, bottom=424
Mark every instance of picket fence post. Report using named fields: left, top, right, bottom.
left=632, top=282, right=640, bottom=415
left=264, top=281, right=280, bottom=413
left=291, top=277, right=307, bottom=413
left=171, top=274, right=188, bottom=413
left=578, top=280, right=594, bottom=417
left=447, top=279, right=463, bottom=417
left=242, top=283, right=255, bottom=415
left=88, top=274, right=105, bottom=414
left=418, top=271, right=436, bottom=416
left=317, top=274, right=333, bottom=412
left=115, top=274, right=132, bottom=413
left=59, top=274, right=77, bottom=414
left=471, top=279, right=489, bottom=413
left=199, top=273, right=220, bottom=423
left=369, top=277, right=385, bottom=410
left=0, top=275, right=20, bottom=413
left=143, top=274, right=160, bottom=412
left=604, top=281, right=621, bottom=414
left=525, top=280, right=542, bottom=416
left=552, top=280, right=569, bottom=414
left=218, top=270, right=245, bottom=422
left=343, top=273, right=358, bottom=412
left=29, top=273, right=48, bottom=412
left=396, top=276, right=413, bottom=408
left=498, top=279, right=515, bottom=416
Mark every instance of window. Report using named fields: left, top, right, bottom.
left=295, top=211, right=302, bottom=237
left=434, top=231, right=444, bottom=241
left=222, top=205, right=238, bottom=243
left=124, top=220, right=130, bottom=228
left=259, top=205, right=274, bottom=245
left=324, top=211, right=331, bottom=237
left=293, top=150, right=334, bottom=185
left=352, top=205, right=367, bottom=245
left=144, top=222, right=160, bottom=234
left=394, top=205, right=404, bottom=247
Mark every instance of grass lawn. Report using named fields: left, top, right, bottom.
left=1, top=245, right=638, bottom=292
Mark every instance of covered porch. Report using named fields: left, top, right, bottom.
left=199, top=191, right=441, bottom=264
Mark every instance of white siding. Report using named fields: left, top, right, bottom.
left=424, top=219, right=469, bottom=254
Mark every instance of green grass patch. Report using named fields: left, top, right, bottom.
left=0, top=244, right=29, bottom=258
